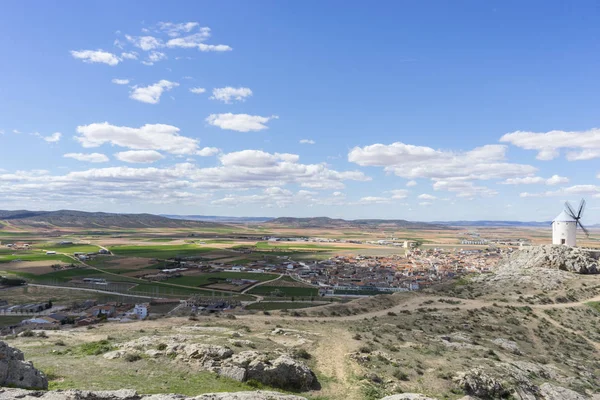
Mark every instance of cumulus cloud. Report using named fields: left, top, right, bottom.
left=75, top=122, right=201, bottom=155
left=520, top=185, right=600, bottom=198
left=70, top=50, right=120, bottom=66
left=501, top=175, right=569, bottom=185
left=125, top=35, right=163, bottom=51
left=130, top=80, right=179, bottom=104
left=406, top=180, right=417, bottom=187
left=157, top=22, right=200, bottom=37
left=34, top=132, right=62, bottom=143
left=358, top=196, right=392, bottom=204
left=64, top=153, right=109, bottom=163
left=348, top=142, right=536, bottom=181
left=500, top=128, right=600, bottom=161
left=143, top=51, right=167, bottom=65
left=196, top=147, right=220, bottom=157
left=112, top=78, right=130, bottom=85
left=433, top=180, right=498, bottom=198
left=417, top=193, right=436, bottom=200
left=210, top=87, right=252, bottom=103
left=120, top=52, right=138, bottom=60
left=115, top=150, right=165, bottom=163
left=390, top=189, right=409, bottom=199
left=300, top=139, right=315, bottom=145
left=189, top=87, right=206, bottom=94
left=206, top=113, right=278, bottom=132
left=220, top=150, right=299, bottom=167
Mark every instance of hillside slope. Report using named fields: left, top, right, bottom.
left=0, top=210, right=224, bottom=229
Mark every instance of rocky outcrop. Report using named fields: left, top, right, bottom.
left=104, top=336, right=316, bottom=391
left=380, top=394, right=439, bottom=400
left=0, top=388, right=308, bottom=399
left=475, top=245, right=600, bottom=290
left=454, top=368, right=511, bottom=398
left=0, top=341, right=48, bottom=390
left=501, top=246, right=599, bottom=274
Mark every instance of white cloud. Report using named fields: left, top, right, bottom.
left=189, top=87, right=206, bottom=94
left=70, top=50, right=119, bottom=66
left=500, top=128, right=600, bottom=161
left=115, top=150, right=165, bottom=164
left=125, top=35, right=163, bottom=51
left=419, top=202, right=432, bottom=206
left=348, top=142, right=536, bottom=181
left=120, top=52, right=138, bottom=60
left=390, top=189, right=409, bottom=199
left=112, top=78, right=130, bottom=85
left=358, top=196, right=392, bottom=204
left=196, top=147, right=220, bottom=157
left=418, top=193, right=436, bottom=200
left=145, top=51, right=167, bottom=64
left=433, top=180, right=498, bottom=198
left=206, top=113, right=278, bottom=132
left=520, top=185, right=600, bottom=198
left=166, top=30, right=232, bottom=52
left=501, top=175, right=570, bottom=186
left=406, top=180, right=417, bottom=187
left=157, top=22, right=200, bottom=37
left=220, top=150, right=299, bottom=167
left=35, top=132, right=62, bottom=143
left=210, top=87, right=252, bottom=103
left=130, top=80, right=179, bottom=104
left=64, top=153, right=109, bottom=163
left=75, top=122, right=201, bottom=155
left=300, top=139, right=315, bottom=145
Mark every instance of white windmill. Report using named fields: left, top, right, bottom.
left=552, top=199, right=589, bottom=247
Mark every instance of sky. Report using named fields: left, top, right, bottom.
left=1, top=1, right=600, bottom=223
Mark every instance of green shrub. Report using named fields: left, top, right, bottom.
left=79, top=340, right=114, bottom=356
left=124, top=353, right=142, bottom=362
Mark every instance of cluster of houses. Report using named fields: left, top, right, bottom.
left=291, top=247, right=506, bottom=296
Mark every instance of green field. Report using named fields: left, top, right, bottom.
left=166, top=272, right=279, bottom=287
left=0, top=253, right=75, bottom=264
left=33, top=243, right=102, bottom=253
left=248, top=285, right=318, bottom=297
left=108, top=244, right=219, bottom=259
left=245, top=301, right=321, bottom=310
left=0, top=315, right=29, bottom=327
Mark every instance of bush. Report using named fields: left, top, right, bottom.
left=157, top=343, right=167, bottom=351
left=393, top=370, right=410, bottom=381
left=21, top=330, right=35, bottom=337
left=358, top=345, right=373, bottom=354
left=79, top=340, right=114, bottom=356
left=37, top=331, right=48, bottom=338
left=124, top=353, right=142, bottom=362
left=54, top=340, right=66, bottom=346
left=224, top=314, right=237, bottom=320
left=292, top=348, right=312, bottom=360
left=353, top=333, right=362, bottom=340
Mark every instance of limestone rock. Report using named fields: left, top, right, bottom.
left=539, top=383, right=588, bottom=400
left=0, top=341, right=48, bottom=390
left=0, top=388, right=308, bottom=400
left=245, top=354, right=316, bottom=390
left=455, top=368, right=510, bottom=398
left=380, top=394, right=439, bottom=399
left=492, top=338, right=522, bottom=355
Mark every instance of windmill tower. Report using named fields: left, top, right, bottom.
left=552, top=199, right=589, bottom=247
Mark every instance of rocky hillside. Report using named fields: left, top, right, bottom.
left=501, top=245, right=599, bottom=274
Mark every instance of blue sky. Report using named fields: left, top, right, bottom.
left=1, top=1, right=600, bottom=222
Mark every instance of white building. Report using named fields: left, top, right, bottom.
left=133, top=304, right=149, bottom=319
left=552, top=210, right=577, bottom=246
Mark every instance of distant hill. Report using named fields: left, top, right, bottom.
left=268, top=217, right=447, bottom=229
left=161, top=214, right=273, bottom=223
left=0, top=210, right=224, bottom=229
left=433, top=220, right=553, bottom=227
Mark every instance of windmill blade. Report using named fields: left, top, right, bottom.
left=565, top=201, right=578, bottom=219
left=577, top=198, right=586, bottom=219
left=578, top=220, right=590, bottom=237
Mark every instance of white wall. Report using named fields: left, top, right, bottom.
left=552, top=221, right=577, bottom=246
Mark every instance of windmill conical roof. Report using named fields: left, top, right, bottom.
left=553, top=210, right=576, bottom=222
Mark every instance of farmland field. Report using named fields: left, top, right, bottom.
left=0, top=253, right=75, bottom=264
left=108, top=244, right=219, bottom=258
left=165, top=272, right=279, bottom=287
left=245, top=301, right=322, bottom=310
left=247, top=285, right=318, bottom=297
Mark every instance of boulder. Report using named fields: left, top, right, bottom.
left=183, top=344, right=233, bottom=361
left=455, top=368, right=510, bottom=399
left=380, top=393, right=439, bottom=399
left=218, top=366, right=247, bottom=382
left=492, top=338, right=522, bottom=355
left=0, top=341, right=48, bottom=390
left=245, top=354, right=316, bottom=390
left=539, top=383, right=588, bottom=400
left=0, top=388, right=308, bottom=400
